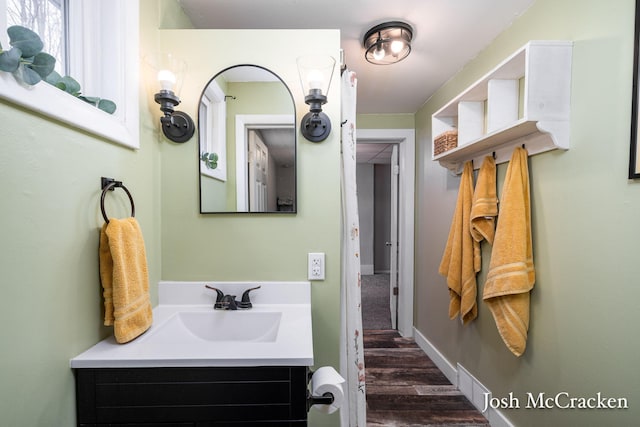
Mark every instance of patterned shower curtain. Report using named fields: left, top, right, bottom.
left=339, top=68, right=366, bottom=426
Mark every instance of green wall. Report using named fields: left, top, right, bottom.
left=357, top=113, right=415, bottom=129
left=415, top=0, right=640, bottom=425
left=0, top=2, right=189, bottom=426
left=0, top=104, right=161, bottom=425
left=158, top=29, right=342, bottom=427
left=0, top=2, right=150, bottom=425
left=0, top=5, right=341, bottom=424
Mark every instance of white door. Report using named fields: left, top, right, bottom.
left=389, top=144, right=399, bottom=329
left=249, top=131, right=269, bottom=212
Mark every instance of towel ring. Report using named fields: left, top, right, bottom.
left=100, top=178, right=135, bottom=223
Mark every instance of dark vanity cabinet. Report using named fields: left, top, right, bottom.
left=75, top=366, right=309, bottom=426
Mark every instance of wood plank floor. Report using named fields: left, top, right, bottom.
left=364, top=330, right=489, bottom=427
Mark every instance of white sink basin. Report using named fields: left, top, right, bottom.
left=70, top=281, right=313, bottom=368
left=174, top=311, right=282, bottom=342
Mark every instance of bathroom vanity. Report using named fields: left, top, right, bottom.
left=71, top=282, right=314, bottom=426
left=75, top=366, right=309, bottom=425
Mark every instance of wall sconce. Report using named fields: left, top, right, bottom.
left=148, top=53, right=195, bottom=143
left=297, top=55, right=336, bottom=143
left=363, top=21, right=413, bottom=65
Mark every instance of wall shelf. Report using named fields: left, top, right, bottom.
left=432, top=40, right=573, bottom=174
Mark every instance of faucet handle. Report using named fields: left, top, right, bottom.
left=205, top=285, right=225, bottom=303
left=220, top=294, right=238, bottom=310
left=237, top=285, right=261, bottom=308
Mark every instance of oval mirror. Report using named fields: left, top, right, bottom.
left=198, top=65, right=296, bottom=213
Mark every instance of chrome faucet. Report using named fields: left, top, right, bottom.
left=205, top=285, right=261, bottom=310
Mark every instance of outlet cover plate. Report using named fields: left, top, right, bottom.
left=308, top=252, right=325, bottom=281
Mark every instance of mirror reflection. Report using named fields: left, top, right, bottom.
left=198, top=65, right=296, bottom=213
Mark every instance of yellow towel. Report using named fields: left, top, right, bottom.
left=470, top=155, right=498, bottom=246
left=438, top=161, right=480, bottom=325
left=99, top=218, right=153, bottom=343
left=483, top=147, right=535, bottom=356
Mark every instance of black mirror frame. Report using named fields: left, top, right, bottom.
left=629, top=0, right=640, bottom=178
left=197, top=64, right=297, bottom=214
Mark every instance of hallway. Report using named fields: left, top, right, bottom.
left=361, top=274, right=392, bottom=330
left=364, top=330, right=489, bottom=426
left=362, top=275, right=488, bottom=426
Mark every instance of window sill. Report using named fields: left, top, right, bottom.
left=200, top=161, right=227, bottom=182
left=0, top=72, right=139, bottom=149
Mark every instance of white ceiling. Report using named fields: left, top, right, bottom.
left=357, top=143, right=395, bottom=164
left=178, top=0, right=535, bottom=115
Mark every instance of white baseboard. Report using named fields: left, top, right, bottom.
left=412, top=327, right=514, bottom=427
left=412, top=327, right=458, bottom=387
left=457, top=364, right=488, bottom=417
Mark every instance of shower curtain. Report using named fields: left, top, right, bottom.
left=339, top=68, right=366, bottom=426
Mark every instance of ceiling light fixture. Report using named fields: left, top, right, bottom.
left=363, top=21, right=413, bottom=65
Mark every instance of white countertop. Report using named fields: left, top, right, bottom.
left=70, top=281, right=314, bottom=368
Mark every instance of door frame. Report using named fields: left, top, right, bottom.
left=389, top=144, right=399, bottom=329
left=235, top=114, right=295, bottom=211
left=357, top=128, right=415, bottom=337
left=248, top=130, right=269, bottom=211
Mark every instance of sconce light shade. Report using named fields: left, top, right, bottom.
left=363, top=21, right=413, bottom=65
left=297, top=55, right=336, bottom=143
left=147, top=53, right=195, bottom=143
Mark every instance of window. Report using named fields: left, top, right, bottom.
left=0, top=0, right=139, bottom=148
left=199, top=80, right=227, bottom=182
left=6, top=0, right=67, bottom=74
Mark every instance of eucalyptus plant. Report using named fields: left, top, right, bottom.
left=0, top=25, right=116, bottom=114
left=201, top=152, right=219, bottom=170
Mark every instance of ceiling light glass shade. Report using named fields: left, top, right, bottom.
left=363, top=21, right=413, bottom=65
left=373, top=46, right=385, bottom=61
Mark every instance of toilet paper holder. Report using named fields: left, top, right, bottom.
left=306, top=391, right=335, bottom=411
left=306, top=369, right=336, bottom=411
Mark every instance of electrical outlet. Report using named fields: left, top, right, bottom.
left=308, top=253, right=325, bottom=281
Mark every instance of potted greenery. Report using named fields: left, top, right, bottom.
left=201, top=152, right=219, bottom=170
left=0, top=25, right=116, bottom=114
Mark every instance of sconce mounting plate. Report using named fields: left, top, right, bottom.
left=161, top=111, right=195, bottom=143
left=301, top=112, right=331, bottom=143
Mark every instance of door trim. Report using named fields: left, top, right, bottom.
left=235, top=114, right=295, bottom=211
left=389, top=144, right=399, bottom=329
left=357, top=128, right=415, bottom=337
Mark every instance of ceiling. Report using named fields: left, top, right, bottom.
left=178, top=0, right=535, bottom=115
left=356, top=143, right=395, bottom=164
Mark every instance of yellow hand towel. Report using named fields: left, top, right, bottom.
left=483, top=147, right=535, bottom=356
left=470, top=155, right=498, bottom=246
left=438, top=161, right=480, bottom=325
left=99, top=218, right=153, bottom=344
